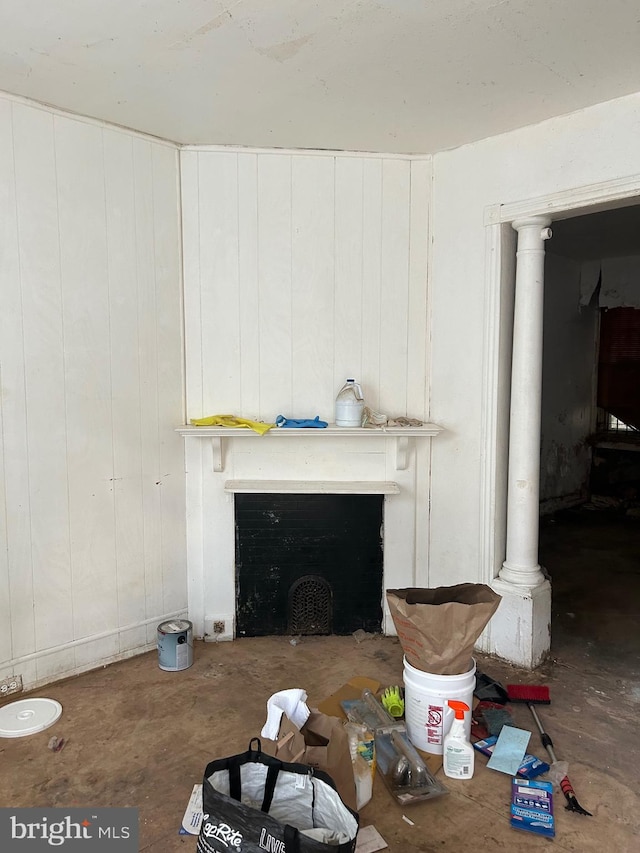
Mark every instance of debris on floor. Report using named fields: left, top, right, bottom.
left=4, top=628, right=628, bottom=852
left=176, top=585, right=599, bottom=849
left=352, top=629, right=375, bottom=643
left=380, top=685, right=404, bottom=718
left=510, top=777, right=556, bottom=838
left=485, top=725, right=531, bottom=775
left=473, top=737, right=549, bottom=779
left=261, top=687, right=358, bottom=811
left=354, top=825, right=388, bottom=852
left=47, top=735, right=66, bottom=752
left=179, top=783, right=203, bottom=836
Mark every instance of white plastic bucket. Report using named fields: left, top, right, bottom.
left=403, top=656, right=476, bottom=755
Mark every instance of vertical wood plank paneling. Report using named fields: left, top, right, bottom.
left=237, top=153, right=261, bottom=417
left=36, top=648, right=76, bottom=684
left=103, top=128, right=146, bottom=631
left=180, top=151, right=203, bottom=417
left=407, top=160, right=431, bottom=417
left=199, top=152, right=241, bottom=414
left=73, top=635, right=119, bottom=671
left=185, top=439, right=205, bottom=635
left=291, top=156, right=335, bottom=417
left=379, top=159, right=411, bottom=416
left=0, top=349, right=9, bottom=661
left=1, top=96, right=184, bottom=684
left=361, top=159, right=383, bottom=411
left=184, top=151, right=427, bottom=425
left=0, top=100, right=22, bottom=661
left=133, top=137, right=163, bottom=623
left=152, top=143, right=186, bottom=613
left=257, top=155, right=293, bottom=419
left=55, top=116, right=117, bottom=641
left=414, top=441, right=432, bottom=586
left=334, top=158, right=364, bottom=395
left=12, top=103, right=73, bottom=652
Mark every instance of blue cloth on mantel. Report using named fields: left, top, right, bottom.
left=275, top=415, right=328, bottom=429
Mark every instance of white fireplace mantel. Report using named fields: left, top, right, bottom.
left=177, top=423, right=443, bottom=472
left=180, top=420, right=444, bottom=641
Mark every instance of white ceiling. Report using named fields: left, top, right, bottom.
left=1, top=1, right=640, bottom=153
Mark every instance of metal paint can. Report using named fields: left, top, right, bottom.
left=157, top=619, right=193, bottom=672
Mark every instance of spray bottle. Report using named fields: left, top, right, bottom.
left=443, top=700, right=474, bottom=779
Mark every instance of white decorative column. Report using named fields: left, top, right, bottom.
left=490, top=217, right=552, bottom=668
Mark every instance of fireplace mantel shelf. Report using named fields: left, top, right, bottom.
left=225, top=479, right=400, bottom=494
left=177, top=422, right=443, bottom=472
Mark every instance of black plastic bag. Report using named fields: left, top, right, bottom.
left=197, top=739, right=359, bottom=853
left=474, top=670, right=509, bottom=704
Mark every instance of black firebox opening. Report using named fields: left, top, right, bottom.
left=235, top=493, right=384, bottom=637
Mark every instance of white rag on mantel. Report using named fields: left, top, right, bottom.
left=260, top=688, right=310, bottom=740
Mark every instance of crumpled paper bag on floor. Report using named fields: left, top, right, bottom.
left=386, top=584, right=502, bottom=675
left=261, top=709, right=357, bottom=812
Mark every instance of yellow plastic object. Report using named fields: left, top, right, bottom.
left=382, top=686, right=405, bottom=718
left=190, top=415, right=275, bottom=435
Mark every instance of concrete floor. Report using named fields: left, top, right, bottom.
left=1, top=508, right=638, bottom=852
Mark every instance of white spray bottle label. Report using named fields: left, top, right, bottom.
left=443, top=700, right=475, bottom=779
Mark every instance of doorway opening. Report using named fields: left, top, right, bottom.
left=539, top=202, right=640, bottom=664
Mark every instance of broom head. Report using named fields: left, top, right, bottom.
left=506, top=684, right=550, bottom=704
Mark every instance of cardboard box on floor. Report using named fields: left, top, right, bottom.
left=317, top=675, right=444, bottom=776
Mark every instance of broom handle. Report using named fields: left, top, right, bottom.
left=528, top=703, right=558, bottom=764
left=527, top=703, right=592, bottom=816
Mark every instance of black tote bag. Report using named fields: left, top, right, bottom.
left=197, top=739, right=359, bottom=853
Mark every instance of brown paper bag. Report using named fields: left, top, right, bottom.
left=386, top=584, right=502, bottom=675
left=261, top=710, right=357, bottom=812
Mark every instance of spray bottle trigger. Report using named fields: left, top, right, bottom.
left=447, top=699, right=470, bottom=719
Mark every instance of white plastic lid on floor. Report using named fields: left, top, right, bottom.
left=0, top=698, right=62, bottom=738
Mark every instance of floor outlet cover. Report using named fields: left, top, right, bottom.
left=0, top=698, right=62, bottom=738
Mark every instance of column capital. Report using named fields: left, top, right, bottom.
left=512, top=216, right=552, bottom=232
left=512, top=217, right=552, bottom=251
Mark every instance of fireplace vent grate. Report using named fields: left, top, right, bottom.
left=288, top=575, right=332, bottom=635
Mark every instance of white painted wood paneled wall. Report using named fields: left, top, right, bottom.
left=181, top=149, right=431, bottom=423
left=180, top=149, right=433, bottom=638
left=0, top=96, right=186, bottom=690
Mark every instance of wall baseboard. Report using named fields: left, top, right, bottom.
left=0, top=610, right=188, bottom=691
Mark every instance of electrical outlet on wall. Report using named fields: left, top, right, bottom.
left=204, top=614, right=234, bottom=641
left=0, top=674, right=23, bottom=697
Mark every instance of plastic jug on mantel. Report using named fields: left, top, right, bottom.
left=335, top=379, right=365, bottom=427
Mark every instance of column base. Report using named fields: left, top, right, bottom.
left=480, top=577, right=551, bottom=669
left=499, top=561, right=547, bottom=587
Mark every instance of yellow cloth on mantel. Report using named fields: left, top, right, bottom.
left=190, top=414, right=275, bottom=435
